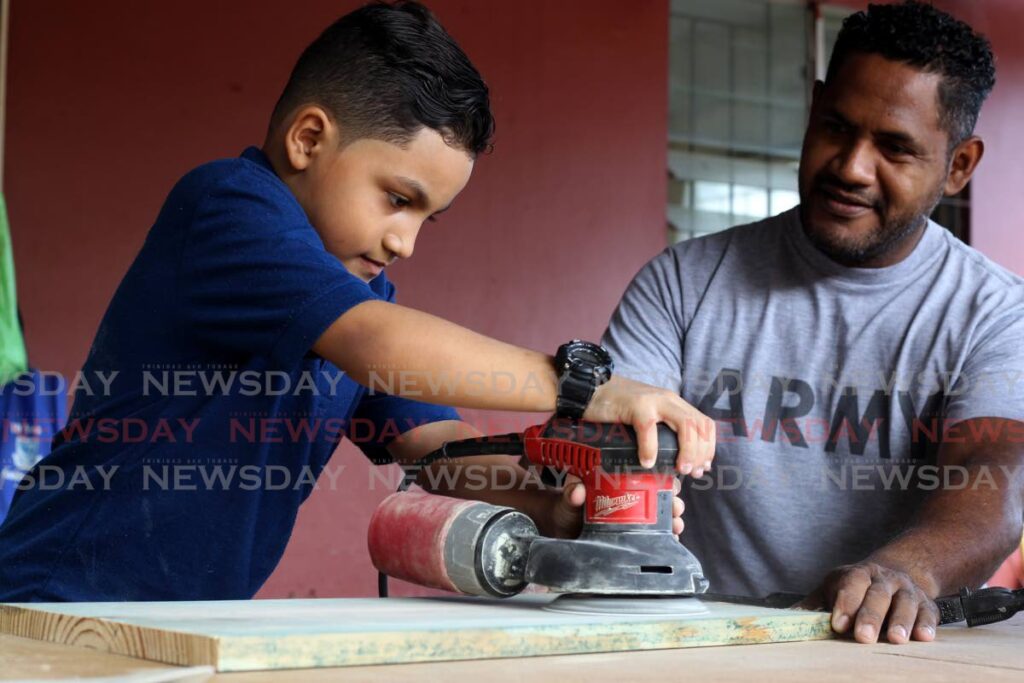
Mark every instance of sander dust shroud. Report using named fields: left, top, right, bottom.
left=368, top=418, right=711, bottom=615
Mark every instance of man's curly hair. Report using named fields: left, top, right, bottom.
left=826, top=1, right=996, bottom=149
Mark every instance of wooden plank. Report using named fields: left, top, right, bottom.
left=0, top=594, right=833, bottom=672
left=4, top=621, right=1024, bottom=683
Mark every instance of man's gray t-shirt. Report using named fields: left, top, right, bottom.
left=602, top=207, right=1024, bottom=597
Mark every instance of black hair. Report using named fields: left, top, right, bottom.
left=270, top=1, right=494, bottom=156
left=825, top=1, right=995, bottom=148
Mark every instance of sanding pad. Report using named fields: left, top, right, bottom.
left=542, top=594, right=709, bottom=616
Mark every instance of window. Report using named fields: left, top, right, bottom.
left=668, top=0, right=808, bottom=242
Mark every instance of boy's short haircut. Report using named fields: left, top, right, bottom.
left=270, top=1, right=495, bottom=156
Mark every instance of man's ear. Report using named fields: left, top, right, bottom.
left=809, top=80, right=825, bottom=113
left=283, top=106, right=335, bottom=172
left=812, top=79, right=824, bottom=100
left=945, top=136, right=984, bottom=196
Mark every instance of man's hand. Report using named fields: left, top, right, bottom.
left=533, top=474, right=686, bottom=539
left=808, top=561, right=939, bottom=644
left=585, top=375, right=716, bottom=476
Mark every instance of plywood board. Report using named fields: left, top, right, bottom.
left=0, top=594, right=833, bottom=672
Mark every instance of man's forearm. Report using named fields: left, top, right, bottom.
left=868, top=462, right=1024, bottom=597
left=819, top=419, right=1024, bottom=645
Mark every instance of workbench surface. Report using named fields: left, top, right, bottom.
left=2, top=614, right=1022, bottom=682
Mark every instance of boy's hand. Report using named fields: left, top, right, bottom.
left=537, top=474, right=685, bottom=539
left=583, top=375, right=716, bottom=476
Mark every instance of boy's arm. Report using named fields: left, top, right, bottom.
left=314, top=301, right=552, bottom=413
left=313, top=300, right=716, bottom=472
left=384, top=420, right=684, bottom=539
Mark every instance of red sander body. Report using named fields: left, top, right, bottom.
left=368, top=418, right=709, bottom=603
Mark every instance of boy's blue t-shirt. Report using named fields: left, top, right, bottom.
left=0, top=147, right=459, bottom=601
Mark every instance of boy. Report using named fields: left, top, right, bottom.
left=0, top=1, right=713, bottom=601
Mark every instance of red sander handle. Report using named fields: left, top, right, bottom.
left=522, top=419, right=679, bottom=526
left=521, top=419, right=679, bottom=476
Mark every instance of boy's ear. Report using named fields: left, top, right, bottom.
left=283, top=106, right=337, bottom=172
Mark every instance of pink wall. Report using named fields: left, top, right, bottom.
left=949, top=0, right=1024, bottom=273
left=829, top=0, right=1024, bottom=274
left=4, top=0, right=669, bottom=597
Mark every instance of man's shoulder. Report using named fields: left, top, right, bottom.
left=650, top=213, right=787, bottom=287
left=667, top=212, right=787, bottom=262
left=928, top=225, right=1024, bottom=330
left=935, top=225, right=1024, bottom=291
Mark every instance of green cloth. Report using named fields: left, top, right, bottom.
left=0, top=193, right=28, bottom=384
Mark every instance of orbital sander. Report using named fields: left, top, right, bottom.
left=369, top=417, right=1024, bottom=626
left=368, top=417, right=709, bottom=613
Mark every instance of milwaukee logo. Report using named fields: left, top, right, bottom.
left=593, top=492, right=642, bottom=518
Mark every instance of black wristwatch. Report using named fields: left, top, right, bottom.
left=554, top=340, right=614, bottom=419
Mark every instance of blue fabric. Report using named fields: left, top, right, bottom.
left=0, top=370, right=67, bottom=522
left=0, top=148, right=459, bottom=601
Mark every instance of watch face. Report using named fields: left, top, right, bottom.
left=573, top=347, right=604, bottom=364
left=565, top=339, right=610, bottom=366
left=555, top=341, right=613, bottom=419
left=562, top=341, right=613, bottom=373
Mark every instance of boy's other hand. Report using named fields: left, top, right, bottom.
left=583, top=376, right=715, bottom=476
left=538, top=474, right=685, bottom=539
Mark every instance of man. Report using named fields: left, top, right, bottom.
left=603, top=1, right=1024, bottom=645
